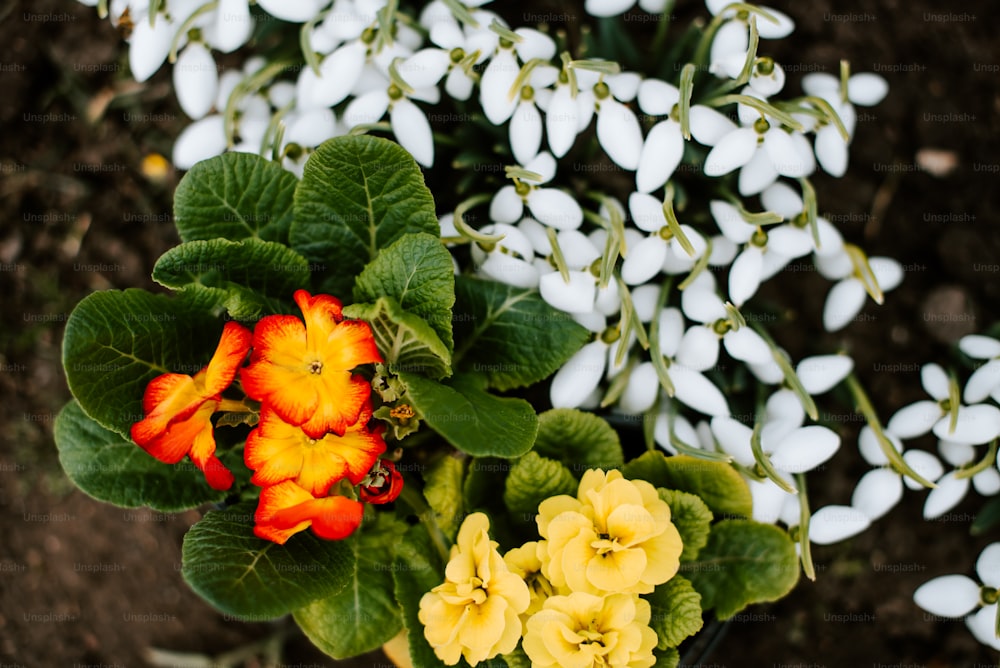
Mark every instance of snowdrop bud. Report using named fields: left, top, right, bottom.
left=669, top=365, right=729, bottom=417
left=597, top=98, right=644, bottom=170
left=636, top=121, right=683, bottom=194
left=901, top=450, right=944, bottom=490
left=210, top=0, right=254, bottom=53
left=174, top=43, right=219, bottom=120
left=173, top=115, right=227, bottom=169
left=932, top=404, right=1000, bottom=446
left=851, top=468, right=903, bottom=521
left=257, top=0, right=325, bottom=23
left=749, top=478, right=795, bottom=524
left=621, top=236, right=668, bottom=286
left=960, top=335, right=1000, bottom=359
left=527, top=189, right=583, bottom=230
left=913, top=575, right=981, bottom=618
left=550, top=341, right=607, bottom=408
left=770, top=426, right=841, bottom=474
left=704, top=128, right=757, bottom=176
left=128, top=13, right=175, bottom=82
left=796, top=355, right=854, bottom=395
left=809, top=506, right=870, bottom=545
left=886, top=400, right=942, bottom=440
left=822, top=277, right=867, bottom=332
left=618, top=362, right=660, bottom=414
left=923, top=471, right=971, bottom=519
left=480, top=50, right=520, bottom=125
left=711, top=416, right=755, bottom=467
left=677, top=327, right=720, bottom=372
left=539, top=271, right=596, bottom=314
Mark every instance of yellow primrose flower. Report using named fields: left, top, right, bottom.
left=418, top=513, right=530, bottom=666
left=537, top=469, right=683, bottom=595
left=504, top=541, right=562, bottom=623
left=522, top=592, right=658, bottom=668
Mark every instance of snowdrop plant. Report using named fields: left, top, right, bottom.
left=67, top=0, right=1000, bottom=660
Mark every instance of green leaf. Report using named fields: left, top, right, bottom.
left=152, top=238, right=309, bottom=320
left=452, top=277, right=590, bottom=391
left=291, top=135, right=439, bottom=296
left=353, top=232, right=455, bottom=353
left=658, top=488, right=713, bottom=562
left=174, top=152, right=297, bottom=244
left=682, top=519, right=800, bottom=619
left=398, top=372, right=538, bottom=458
left=644, top=576, right=704, bottom=649
left=423, top=454, right=466, bottom=542
left=652, top=647, right=680, bottom=668
left=624, top=453, right=752, bottom=519
left=181, top=502, right=355, bottom=619
left=293, top=514, right=406, bottom=658
left=345, top=297, right=452, bottom=380
left=503, top=452, right=577, bottom=517
left=54, top=400, right=228, bottom=511
left=533, top=408, right=625, bottom=476
left=62, top=289, right=222, bottom=437
left=392, top=523, right=448, bottom=668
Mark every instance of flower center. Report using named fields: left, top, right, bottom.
left=309, top=360, right=324, bottom=374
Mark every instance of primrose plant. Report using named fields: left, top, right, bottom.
left=61, top=0, right=1000, bottom=662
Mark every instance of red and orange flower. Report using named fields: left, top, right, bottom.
left=253, top=480, right=365, bottom=545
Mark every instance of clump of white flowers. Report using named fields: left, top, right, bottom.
left=80, top=0, right=999, bottom=652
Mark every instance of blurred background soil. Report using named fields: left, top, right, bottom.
left=1, top=0, right=999, bottom=665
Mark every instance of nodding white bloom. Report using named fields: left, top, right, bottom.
left=173, top=115, right=228, bottom=169
left=584, top=0, right=670, bottom=18
left=796, top=354, right=854, bottom=395
left=710, top=410, right=840, bottom=476
left=704, top=0, right=794, bottom=73
left=851, top=427, right=944, bottom=521
left=959, top=335, right=1000, bottom=404
left=173, top=41, right=220, bottom=120
left=550, top=338, right=610, bottom=409
left=469, top=223, right=539, bottom=289
left=489, top=153, right=584, bottom=230
left=577, top=76, right=644, bottom=171
left=808, top=505, right=871, bottom=545
left=479, top=28, right=557, bottom=126
left=633, top=78, right=684, bottom=193
left=621, top=192, right=706, bottom=286
left=508, top=66, right=560, bottom=166
left=760, top=182, right=845, bottom=258
left=914, top=543, right=1000, bottom=650
left=938, top=439, right=1000, bottom=495
left=537, top=230, right=604, bottom=315
left=296, top=40, right=369, bottom=111
left=821, top=254, right=903, bottom=332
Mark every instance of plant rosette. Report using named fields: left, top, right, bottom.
left=63, top=0, right=1000, bottom=661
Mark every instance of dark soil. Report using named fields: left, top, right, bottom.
left=2, top=0, right=999, bottom=666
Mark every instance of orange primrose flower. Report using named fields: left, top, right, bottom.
left=244, top=401, right=387, bottom=495
left=240, top=290, right=383, bottom=438
left=253, top=480, right=364, bottom=544
left=359, top=459, right=404, bottom=505
left=130, top=321, right=252, bottom=491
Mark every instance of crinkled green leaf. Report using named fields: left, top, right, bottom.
left=423, top=454, right=466, bottom=542
left=293, top=514, right=406, bottom=658
left=291, top=135, right=439, bottom=296
left=644, top=576, right=703, bottom=649
left=652, top=647, right=680, bottom=668
left=683, top=519, right=799, bottom=619
left=152, top=238, right=308, bottom=320
left=174, top=151, right=297, bottom=244
left=344, top=297, right=451, bottom=380
left=353, top=232, right=455, bottom=353
left=503, top=452, right=577, bottom=517
left=658, top=488, right=713, bottom=562
left=54, top=400, right=229, bottom=511
left=62, top=288, right=223, bottom=437
left=452, top=277, right=590, bottom=391
left=398, top=372, right=538, bottom=458
left=533, top=408, right=625, bottom=476
left=181, top=502, right=355, bottom=619
left=624, top=453, right=752, bottom=519
left=393, top=523, right=447, bottom=668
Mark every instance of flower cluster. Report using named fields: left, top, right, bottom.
left=130, top=289, right=402, bottom=543
left=419, top=470, right=682, bottom=667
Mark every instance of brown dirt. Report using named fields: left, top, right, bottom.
left=2, top=0, right=998, bottom=666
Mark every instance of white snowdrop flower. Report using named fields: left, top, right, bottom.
left=923, top=471, right=971, bottom=519
left=802, top=71, right=889, bottom=108
left=257, top=0, right=327, bottom=23
left=851, top=468, right=904, bottom=521
left=550, top=339, right=608, bottom=408
left=808, top=505, right=870, bottom=545
left=676, top=284, right=770, bottom=371
left=748, top=476, right=796, bottom=525
left=967, top=604, right=1000, bottom=651
left=208, top=0, right=254, bottom=53
left=760, top=182, right=844, bottom=257
left=479, top=29, right=556, bottom=127
left=469, top=223, right=539, bottom=289
left=748, top=58, right=786, bottom=97
left=931, top=404, right=1000, bottom=446
left=622, top=192, right=706, bottom=286
left=960, top=334, right=1000, bottom=403
left=857, top=425, right=902, bottom=467
left=634, top=79, right=684, bottom=193
left=653, top=411, right=702, bottom=456
left=915, top=544, right=1000, bottom=648
left=937, top=440, right=1000, bottom=497
left=508, top=66, right=560, bottom=166
left=545, top=73, right=581, bottom=158
left=173, top=115, right=227, bottom=169
left=914, top=574, right=982, bottom=618
left=572, top=78, right=643, bottom=171
left=666, top=363, right=730, bottom=417
left=584, top=0, right=669, bottom=18
left=796, top=355, right=854, bottom=395
left=705, top=0, right=794, bottom=73
left=284, top=108, right=339, bottom=149
left=618, top=361, right=661, bottom=414
left=822, top=255, right=903, bottom=332
left=488, top=157, right=583, bottom=230
left=296, top=41, right=370, bottom=111
left=128, top=9, right=179, bottom=82
left=173, top=42, right=219, bottom=120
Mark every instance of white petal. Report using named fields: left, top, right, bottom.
left=546, top=86, right=580, bottom=158
left=815, top=124, right=849, bottom=177
left=658, top=307, right=685, bottom=358
left=966, top=605, right=1000, bottom=650
left=550, top=341, right=607, bottom=408
left=513, top=27, right=556, bottom=62
left=256, top=0, right=323, bottom=23
left=851, top=469, right=903, bottom=521
left=676, top=327, right=720, bottom=372
left=887, top=400, right=942, bottom=440
left=524, top=152, right=557, bottom=184
left=728, top=246, right=764, bottom=306
left=760, top=182, right=802, bottom=219
left=510, top=101, right=542, bottom=166
left=814, top=250, right=854, bottom=281
left=823, top=278, right=867, bottom=332
left=619, top=362, right=660, bottom=415
left=606, top=72, right=642, bottom=101
left=636, top=121, right=683, bottom=194
left=539, top=271, right=596, bottom=314
left=913, top=575, right=980, bottom=617
left=858, top=425, right=902, bottom=467
left=749, top=478, right=795, bottom=524
left=770, top=426, right=841, bottom=474
left=938, top=440, right=976, bottom=467
left=128, top=13, right=175, bottom=82
left=342, top=89, right=390, bottom=128
left=749, top=62, right=785, bottom=97
left=573, top=311, right=607, bottom=333
left=621, top=236, right=668, bottom=286
left=812, top=217, right=845, bottom=257
left=748, top=358, right=784, bottom=385
left=933, top=404, right=1000, bottom=445
left=594, top=281, right=622, bottom=317
left=584, top=0, right=635, bottom=18
left=597, top=98, right=644, bottom=170
left=978, top=543, right=1000, bottom=587
left=445, top=68, right=475, bottom=101
left=902, top=449, right=945, bottom=490
left=391, top=99, right=434, bottom=167
left=870, top=256, right=904, bottom=292
left=575, top=89, right=596, bottom=133
left=920, top=363, right=951, bottom=401
left=722, top=327, right=771, bottom=365
left=802, top=73, right=839, bottom=97
left=480, top=50, right=519, bottom=125
left=923, top=471, right=971, bottom=519
left=708, top=235, right=739, bottom=266
left=966, top=360, right=1000, bottom=404
left=765, top=389, right=805, bottom=427
left=809, top=506, right=870, bottom=545
left=975, top=468, right=1000, bottom=496
left=764, top=128, right=809, bottom=177
left=478, top=253, right=538, bottom=289
left=172, top=115, right=227, bottom=169
left=628, top=192, right=667, bottom=233
left=209, top=0, right=254, bottom=52
left=629, top=284, right=660, bottom=322
left=489, top=185, right=523, bottom=223
left=711, top=416, right=755, bottom=467
left=173, top=43, right=218, bottom=120
left=796, top=355, right=853, bottom=395
left=285, top=108, right=338, bottom=147
left=737, top=146, right=779, bottom=195
left=704, top=128, right=758, bottom=176
left=960, top=335, right=1000, bottom=360
left=558, top=230, right=601, bottom=269
left=767, top=225, right=814, bottom=258
left=399, top=48, right=451, bottom=89
left=669, top=365, right=730, bottom=417
left=689, top=105, right=737, bottom=146
left=848, top=73, right=889, bottom=106
left=709, top=200, right=755, bottom=244
left=680, top=286, right=727, bottom=324
left=755, top=8, right=795, bottom=38
left=527, top=189, right=583, bottom=230
left=637, top=79, right=679, bottom=116
left=710, top=20, right=748, bottom=66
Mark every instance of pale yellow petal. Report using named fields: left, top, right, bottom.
left=586, top=548, right=647, bottom=593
